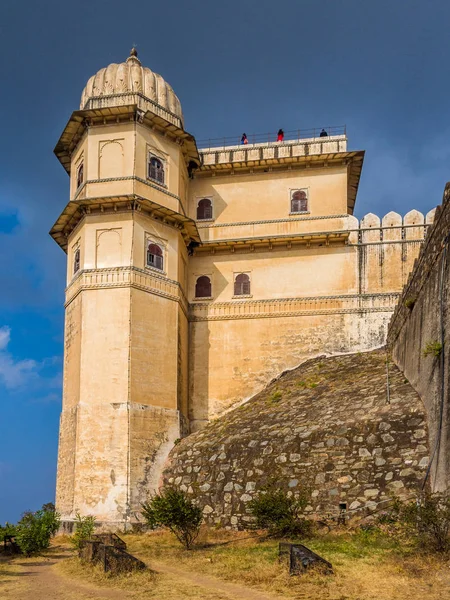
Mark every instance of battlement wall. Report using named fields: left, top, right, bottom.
left=387, top=184, right=450, bottom=491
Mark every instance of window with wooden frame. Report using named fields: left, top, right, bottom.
left=195, top=275, right=212, bottom=298
left=234, top=273, right=251, bottom=296
left=197, top=198, right=213, bottom=220
left=76, top=163, right=84, bottom=188
left=146, top=242, right=164, bottom=271
left=291, top=189, right=308, bottom=213
left=73, top=248, right=80, bottom=274
left=148, top=155, right=165, bottom=184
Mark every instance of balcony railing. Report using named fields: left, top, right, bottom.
left=196, top=125, right=346, bottom=150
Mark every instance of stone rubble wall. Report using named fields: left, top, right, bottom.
left=164, top=350, right=429, bottom=529
left=387, top=182, right=450, bottom=491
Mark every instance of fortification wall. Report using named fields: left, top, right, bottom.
left=387, top=184, right=450, bottom=491
left=188, top=210, right=434, bottom=428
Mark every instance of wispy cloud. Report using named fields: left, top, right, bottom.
left=0, top=326, right=38, bottom=389
left=0, top=326, right=61, bottom=392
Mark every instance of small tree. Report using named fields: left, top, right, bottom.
left=391, top=493, right=450, bottom=552
left=15, top=504, right=60, bottom=556
left=141, top=489, right=202, bottom=549
left=248, top=486, right=313, bottom=538
left=70, top=513, right=96, bottom=550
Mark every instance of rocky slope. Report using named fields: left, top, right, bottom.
left=164, top=349, right=429, bottom=528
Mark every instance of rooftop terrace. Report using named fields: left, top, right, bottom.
left=196, top=125, right=346, bottom=150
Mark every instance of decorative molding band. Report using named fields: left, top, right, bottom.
left=65, top=269, right=401, bottom=323
left=358, top=239, right=426, bottom=247
left=196, top=214, right=349, bottom=229
left=189, top=293, right=401, bottom=322
left=75, top=175, right=183, bottom=204
left=193, top=232, right=427, bottom=254
left=191, top=306, right=397, bottom=321
left=65, top=266, right=188, bottom=316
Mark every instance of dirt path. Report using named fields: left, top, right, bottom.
left=1, top=549, right=284, bottom=600
left=152, top=559, right=284, bottom=600
left=1, top=549, right=128, bottom=600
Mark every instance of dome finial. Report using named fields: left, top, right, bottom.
left=130, top=46, right=138, bottom=58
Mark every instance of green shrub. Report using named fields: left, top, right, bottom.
left=423, top=340, right=442, bottom=358
left=382, top=493, right=450, bottom=552
left=15, top=504, right=60, bottom=556
left=297, top=378, right=319, bottom=389
left=0, top=522, right=18, bottom=542
left=142, top=489, right=202, bottom=549
left=269, top=390, right=282, bottom=404
left=70, top=513, right=96, bottom=550
left=248, top=485, right=313, bottom=538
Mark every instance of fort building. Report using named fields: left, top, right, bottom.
left=51, top=50, right=434, bottom=527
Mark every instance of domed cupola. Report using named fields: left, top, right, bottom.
left=79, top=48, right=184, bottom=128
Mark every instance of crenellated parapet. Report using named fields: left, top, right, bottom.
left=349, top=209, right=435, bottom=296
left=354, top=208, right=435, bottom=243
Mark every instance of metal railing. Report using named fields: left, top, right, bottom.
left=196, top=125, right=346, bottom=150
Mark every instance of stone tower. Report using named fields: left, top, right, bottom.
left=51, top=50, right=200, bottom=527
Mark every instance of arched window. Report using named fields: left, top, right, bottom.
left=234, top=273, right=250, bottom=296
left=148, top=156, right=165, bottom=184
left=291, top=189, right=308, bottom=213
left=76, top=163, right=84, bottom=188
left=197, top=198, right=213, bottom=220
left=73, top=248, right=80, bottom=274
left=195, top=276, right=212, bottom=298
left=147, top=243, right=164, bottom=271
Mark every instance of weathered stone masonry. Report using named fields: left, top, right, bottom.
left=164, top=350, right=429, bottom=528
left=388, top=182, right=450, bottom=491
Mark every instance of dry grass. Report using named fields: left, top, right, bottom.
left=56, top=556, right=230, bottom=599
left=120, top=527, right=450, bottom=600
left=0, top=555, right=30, bottom=598
left=3, top=529, right=450, bottom=599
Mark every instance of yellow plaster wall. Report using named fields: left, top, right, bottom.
left=59, top=203, right=189, bottom=522
left=129, top=288, right=178, bottom=410
left=134, top=122, right=184, bottom=198
left=189, top=167, right=348, bottom=225
left=67, top=286, right=130, bottom=520
left=178, top=306, right=189, bottom=417
left=132, top=213, right=181, bottom=279
left=189, top=309, right=393, bottom=429
left=78, top=287, right=130, bottom=407
left=66, top=213, right=133, bottom=283
left=70, top=135, right=88, bottom=198
left=189, top=245, right=357, bottom=302
left=70, top=122, right=188, bottom=215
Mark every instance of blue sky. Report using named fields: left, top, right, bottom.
left=1, top=0, right=449, bottom=523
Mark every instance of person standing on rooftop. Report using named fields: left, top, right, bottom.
left=241, top=133, right=248, bottom=145
left=277, top=128, right=284, bottom=141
